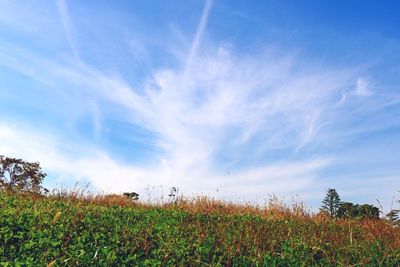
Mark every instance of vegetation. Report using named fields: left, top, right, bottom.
left=0, top=155, right=46, bottom=193
left=1, top=191, right=400, bottom=266
left=387, top=209, right=400, bottom=225
left=1, top=156, right=400, bottom=265
left=123, top=192, right=140, bottom=201
left=320, top=188, right=341, bottom=219
left=320, top=188, right=381, bottom=220
left=337, top=202, right=380, bottom=219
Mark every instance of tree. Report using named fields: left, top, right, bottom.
left=337, top=202, right=355, bottom=219
left=0, top=155, right=46, bottom=193
left=338, top=202, right=380, bottom=219
left=358, top=204, right=380, bottom=219
left=168, top=187, right=177, bottom=198
left=386, top=209, right=400, bottom=225
left=123, top=192, right=139, bottom=201
left=320, top=188, right=341, bottom=219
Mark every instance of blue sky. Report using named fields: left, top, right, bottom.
left=0, top=0, right=399, bottom=209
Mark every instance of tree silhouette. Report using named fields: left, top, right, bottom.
left=386, top=209, right=400, bottom=224
left=337, top=202, right=354, bottom=219
left=338, top=202, right=380, bottom=219
left=0, top=155, right=46, bottom=193
left=168, top=187, right=177, bottom=198
left=123, top=192, right=139, bottom=201
left=358, top=204, right=380, bottom=219
left=320, top=188, right=341, bottom=219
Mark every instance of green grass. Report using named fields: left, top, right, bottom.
left=1, top=192, right=399, bottom=266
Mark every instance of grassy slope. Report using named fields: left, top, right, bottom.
left=1, top=192, right=400, bottom=266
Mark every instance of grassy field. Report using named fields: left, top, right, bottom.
left=1, top=191, right=400, bottom=266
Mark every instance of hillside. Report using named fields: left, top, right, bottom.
left=1, top=192, right=399, bottom=266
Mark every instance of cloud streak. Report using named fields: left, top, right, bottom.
left=56, top=0, right=80, bottom=59
left=183, top=0, right=213, bottom=83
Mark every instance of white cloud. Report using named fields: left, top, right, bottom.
left=1, top=1, right=399, bottom=208
left=0, top=121, right=329, bottom=202
left=0, top=40, right=357, bottom=200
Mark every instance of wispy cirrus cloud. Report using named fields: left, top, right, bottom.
left=0, top=1, right=399, bottom=207
left=0, top=41, right=363, bottom=199
left=183, top=0, right=213, bottom=82
left=0, top=121, right=330, bottom=202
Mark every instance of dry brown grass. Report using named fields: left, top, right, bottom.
left=42, top=190, right=373, bottom=222
left=46, top=189, right=311, bottom=219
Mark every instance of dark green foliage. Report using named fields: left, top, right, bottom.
left=320, top=188, right=341, bottom=219
left=357, top=204, right=380, bottom=219
left=338, top=202, right=380, bottom=219
left=123, top=192, right=139, bottom=200
left=0, top=155, right=46, bottom=193
left=387, top=209, right=400, bottom=224
left=337, top=202, right=354, bottom=218
left=1, top=192, right=400, bottom=266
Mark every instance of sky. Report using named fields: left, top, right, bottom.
left=0, top=0, right=400, bottom=210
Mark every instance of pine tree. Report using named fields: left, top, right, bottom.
left=320, top=188, right=341, bottom=219
left=386, top=209, right=400, bottom=225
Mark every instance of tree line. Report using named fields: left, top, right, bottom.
left=320, top=188, right=399, bottom=223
